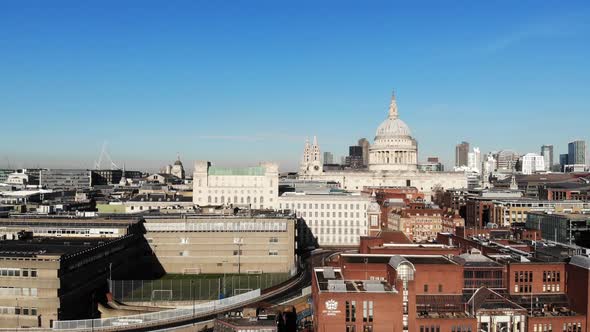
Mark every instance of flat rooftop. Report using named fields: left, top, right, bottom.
left=314, top=267, right=397, bottom=293
left=341, top=254, right=456, bottom=265
left=0, top=238, right=116, bottom=258
left=1, top=215, right=140, bottom=227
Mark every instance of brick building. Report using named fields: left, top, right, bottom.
left=313, top=252, right=590, bottom=332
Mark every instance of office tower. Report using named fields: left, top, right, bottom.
left=560, top=154, right=569, bottom=172
left=467, top=147, right=482, bottom=173
left=455, top=141, right=470, bottom=167
left=323, top=152, right=334, bottom=165
left=358, top=138, right=370, bottom=167
left=346, top=146, right=364, bottom=169
left=541, top=145, right=554, bottom=171
left=568, top=140, right=586, bottom=165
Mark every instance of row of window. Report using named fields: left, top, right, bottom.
left=514, top=271, right=533, bottom=283
left=543, top=283, right=561, bottom=292
left=0, top=306, right=38, bottom=316
left=345, top=326, right=373, bottom=332
left=543, top=270, right=561, bottom=282
left=312, top=228, right=361, bottom=235
left=178, top=237, right=279, bottom=244
left=420, top=325, right=440, bottom=332
left=316, top=236, right=360, bottom=244
left=0, top=268, right=38, bottom=278
left=344, top=300, right=373, bottom=323
left=532, top=322, right=582, bottom=332
left=282, top=202, right=367, bottom=210
left=300, top=211, right=365, bottom=219
left=514, top=284, right=532, bottom=293
left=208, top=195, right=268, bottom=204
left=308, top=220, right=365, bottom=226
left=0, top=287, right=38, bottom=296
left=202, top=188, right=273, bottom=194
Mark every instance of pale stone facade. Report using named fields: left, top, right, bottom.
left=192, top=161, right=279, bottom=209
left=143, top=215, right=296, bottom=274
left=278, top=192, right=370, bottom=247
left=300, top=136, right=323, bottom=176
left=298, top=93, right=467, bottom=200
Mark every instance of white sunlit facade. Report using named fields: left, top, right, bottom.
left=278, top=192, right=371, bottom=247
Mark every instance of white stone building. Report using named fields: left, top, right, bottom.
left=298, top=93, right=467, bottom=200
left=192, top=161, right=279, bottom=209
left=467, top=147, right=482, bottom=174
left=278, top=191, right=371, bottom=247
left=520, top=153, right=546, bottom=175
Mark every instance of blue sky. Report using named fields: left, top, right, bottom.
left=1, top=1, right=589, bottom=172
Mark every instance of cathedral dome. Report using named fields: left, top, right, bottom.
left=368, top=92, right=418, bottom=172
left=174, top=159, right=183, bottom=166
left=375, top=117, right=412, bottom=139
left=374, top=92, right=412, bottom=140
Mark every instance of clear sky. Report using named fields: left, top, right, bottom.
left=1, top=1, right=589, bottom=172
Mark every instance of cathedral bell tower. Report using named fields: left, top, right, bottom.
left=299, top=136, right=323, bottom=176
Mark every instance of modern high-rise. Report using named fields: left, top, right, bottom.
left=346, top=146, right=364, bottom=169
left=560, top=154, right=569, bottom=172
left=455, top=141, right=470, bottom=167
left=541, top=145, right=554, bottom=171
left=323, top=151, right=334, bottom=165
left=467, top=147, right=481, bottom=173
left=357, top=138, right=370, bottom=167
left=568, top=140, right=586, bottom=165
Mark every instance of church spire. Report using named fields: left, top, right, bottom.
left=388, top=90, right=399, bottom=119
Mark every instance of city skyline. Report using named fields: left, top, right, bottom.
left=1, top=1, right=589, bottom=171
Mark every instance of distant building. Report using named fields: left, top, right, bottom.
left=358, top=138, right=370, bottom=167
left=568, top=140, right=587, bottom=165
left=0, top=169, right=13, bottom=184
left=323, top=151, right=334, bottom=165
left=560, top=154, right=569, bottom=172
left=541, top=145, right=554, bottom=171
left=468, top=147, right=482, bottom=173
left=455, top=141, right=470, bottom=167
left=496, top=150, right=520, bottom=171
left=520, top=153, right=546, bottom=175
left=299, top=136, right=323, bottom=176
left=39, top=169, right=91, bottom=190
left=346, top=145, right=364, bottom=169
left=417, top=162, right=444, bottom=172
left=298, top=93, right=467, bottom=200
left=527, top=212, right=590, bottom=247
left=91, top=169, right=142, bottom=185
left=193, top=161, right=279, bottom=209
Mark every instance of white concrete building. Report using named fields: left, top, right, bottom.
left=298, top=93, right=467, bottom=200
left=467, top=147, right=482, bottom=174
left=520, top=153, right=546, bottom=175
left=192, top=161, right=279, bottom=209
left=278, top=191, right=371, bottom=247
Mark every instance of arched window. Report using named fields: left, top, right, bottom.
left=208, top=196, right=212, bottom=203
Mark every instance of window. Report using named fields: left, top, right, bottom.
left=269, top=237, right=278, bottom=243
left=438, top=284, right=443, bottom=293
left=233, top=250, right=243, bottom=255
left=424, top=284, right=428, bottom=293
left=268, top=250, right=279, bottom=256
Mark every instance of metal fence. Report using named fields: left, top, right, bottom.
left=53, top=289, right=260, bottom=330
left=111, top=273, right=290, bottom=302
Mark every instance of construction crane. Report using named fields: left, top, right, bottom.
left=94, top=141, right=120, bottom=170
